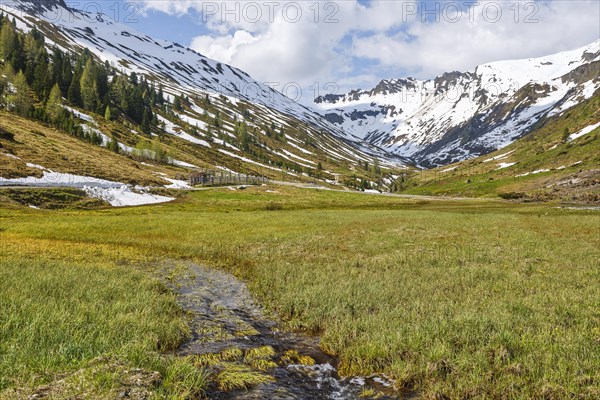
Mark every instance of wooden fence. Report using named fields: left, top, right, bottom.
left=189, top=170, right=269, bottom=186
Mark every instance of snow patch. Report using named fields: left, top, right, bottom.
left=175, top=111, right=208, bottom=131
left=0, top=168, right=123, bottom=188
left=157, top=115, right=211, bottom=147
left=483, top=150, right=515, bottom=163
left=515, top=169, right=550, bottom=177
left=84, top=186, right=174, bottom=207
left=62, top=105, right=94, bottom=122
left=171, top=159, right=199, bottom=169
left=0, top=163, right=174, bottom=207
left=163, top=178, right=191, bottom=189
left=440, top=166, right=458, bottom=173
left=568, top=122, right=600, bottom=142
left=496, top=162, right=517, bottom=169
left=218, top=149, right=284, bottom=172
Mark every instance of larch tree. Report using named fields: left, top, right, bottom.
left=9, top=71, right=33, bottom=116
left=0, top=18, right=18, bottom=62
left=80, top=58, right=98, bottom=111
left=45, top=83, right=63, bottom=120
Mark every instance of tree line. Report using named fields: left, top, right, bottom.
left=0, top=14, right=163, bottom=137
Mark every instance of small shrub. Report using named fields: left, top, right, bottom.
left=0, top=126, right=14, bottom=141
left=498, top=192, right=527, bottom=200
left=265, top=202, right=283, bottom=211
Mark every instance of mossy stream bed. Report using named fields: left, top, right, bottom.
left=170, top=263, right=408, bottom=399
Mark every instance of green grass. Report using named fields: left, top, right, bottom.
left=0, top=111, right=175, bottom=186
left=0, top=243, right=209, bottom=398
left=1, top=185, right=599, bottom=398
left=0, top=188, right=107, bottom=209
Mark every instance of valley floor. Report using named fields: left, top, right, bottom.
left=1, top=185, right=599, bottom=399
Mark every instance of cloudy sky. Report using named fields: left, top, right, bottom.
left=90, top=0, right=599, bottom=103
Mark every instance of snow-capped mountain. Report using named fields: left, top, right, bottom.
left=2, top=0, right=407, bottom=173
left=8, top=0, right=310, bottom=120
left=314, top=41, right=600, bottom=167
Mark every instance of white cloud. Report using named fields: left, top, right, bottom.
left=184, top=1, right=413, bottom=86
left=190, top=30, right=258, bottom=64
left=141, top=0, right=600, bottom=96
left=139, top=0, right=202, bottom=16
left=352, top=1, right=600, bottom=78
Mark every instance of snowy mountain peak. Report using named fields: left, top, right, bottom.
left=314, top=40, right=600, bottom=167
left=3, top=0, right=343, bottom=136
left=11, top=0, right=68, bottom=13
left=1, top=0, right=407, bottom=178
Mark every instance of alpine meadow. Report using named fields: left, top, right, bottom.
left=1, top=1, right=599, bottom=399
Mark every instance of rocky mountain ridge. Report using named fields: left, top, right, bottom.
left=314, top=41, right=600, bottom=167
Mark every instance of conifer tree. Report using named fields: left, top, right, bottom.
left=9, top=71, right=32, bottom=116
left=0, top=77, right=5, bottom=106
left=141, top=108, right=151, bottom=134
left=32, top=48, right=50, bottom=100
left=173, top=95, right=182, bottom=111
left=129, top=71, right=138, bottom=85
left=0, top=18, right=18, bottom=62
left=50, top=47, right=64, bottom=89
left=562, top=127, right=571, bottom=142
left=45, top=83, right=63, bottom=120
left=127, top=86, right=144, bottom=123
left=80, top=58, right=98, bottom=111
left=157, top=85, right=164, bottom=104
left=151, top=138, right=168, bottom=163
left=60, top=53, right=73, bottom=96
left=372, top=158, right=381, bottom=175
left=68, top=65, right=82, bottom=106
left=108, top=137, right=119, bottom=153
left=95, top=62, right=108, bottom=102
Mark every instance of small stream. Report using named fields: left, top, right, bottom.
left=170, top=263, right=409, bottom=399
left=558, top=205, right=600, bottom=211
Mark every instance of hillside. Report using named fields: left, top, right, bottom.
left=1, top=0, right=598, bottom=202
left=396, top=91, right=600, bottom=203
left=0, top=0, right=407, bottom=197
left=315, top=40, right=600, bottom=168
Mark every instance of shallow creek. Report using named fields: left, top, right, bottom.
left=170, top=263, right=410, bottom=399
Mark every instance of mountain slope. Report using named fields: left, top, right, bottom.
left=1, top=0, right=407, bottom=188
left=314, top=41, right=600, bottom=168
left=395, top=91, right=600, bottom=203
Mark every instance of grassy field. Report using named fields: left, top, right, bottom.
left=1, top=186, right=599, bottom=399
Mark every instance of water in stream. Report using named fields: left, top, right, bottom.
left=170, top=263, right=408, bottom=399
